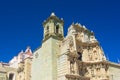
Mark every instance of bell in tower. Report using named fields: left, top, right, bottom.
left=43, top=12, right=64, bottom=42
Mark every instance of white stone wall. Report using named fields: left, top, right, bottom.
left=31, top=37, right=60, bottom=80
left=57, top=55, right=68, bottom=80
left=31, top=38, right=53, bottom=80
left=109, top=63, right=120, bottom=80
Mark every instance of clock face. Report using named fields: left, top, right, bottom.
left=35, top=52, right=38, bottom=58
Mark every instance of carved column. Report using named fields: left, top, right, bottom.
left=72, top=34, right=77, bottom=52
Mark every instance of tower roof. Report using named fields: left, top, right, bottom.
left=43, top=12, right=64, bottom=26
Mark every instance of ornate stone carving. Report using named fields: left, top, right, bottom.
left=35, top=52, right=38, bottom=58
left=17, top=67, right=24, bottom=73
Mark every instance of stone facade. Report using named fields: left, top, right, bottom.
left=57, top=23, right=109, bottom=80
left=0, top=13, right=120, bottom=80
left=0, top=47, right=33, bottom=80
left=31, top=13, right=120, bottom=80
left=0, top=62, right=17, bottom=80
left=109, top=62, right=120, bottom=80
left=16, top=47, right=33, bottom=80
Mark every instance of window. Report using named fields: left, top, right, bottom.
left=9, top=73, right=14, bottom=80
left=46, top=26, right=49, bottom=32
left=56, top=25, right=59, bottom=33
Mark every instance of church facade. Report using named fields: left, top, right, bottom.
left=0, top=13, right=120, bottom=80
left=31, top=13, right=120, bottom=80
left=0, top=47, right=33, bottom=80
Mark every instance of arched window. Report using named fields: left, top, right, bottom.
left=46, top=26, right=49, bottom=32
left=56, top=25, right=59, bottom=33
left=9, top=73, right=14, bottom=80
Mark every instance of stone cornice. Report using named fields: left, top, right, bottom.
left=108, top=61, right=120, bottom=68
left=76, top=40, right=99, bottom=47
left=65, top=74, right=90, bottom=80
left=24, top=57, right=33, bottom=60
left=77, top=61, right=109, bottom=67
left=0, top=71, right=7, bottom=73
left=43, top=16, right=64, bottom=26
left=42, top=35, right=64, bottom=43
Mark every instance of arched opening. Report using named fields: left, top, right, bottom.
left=46, top=26, right=49, bottom=32
left=78, top=52, right=82, bottom=61
left=9, top=73, right=14, bottom=80
left=56, top=25, right=59, bottom=34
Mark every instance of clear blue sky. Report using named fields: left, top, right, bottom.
left=0, top=0, right=120, bottom=63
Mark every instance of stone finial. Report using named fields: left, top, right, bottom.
left=20, top=50, right=24, bottom=53
left=78, top=23, right=82, bottom=27
left=83, top=25, right=87, bottom=30
left=72, top=22, right=74, bottom=25
left=18, top=50, right=24, bottom=56
left=25, top=46, right=32, bottom=56
left=61, top=18, right=63, bottom=20
left=51, top=12, right=55, bottom=16
left=117, top=59, right=120, bottom=64
left=44, top=20, right=46, bottom=22
left=75, top=22, right=79, bottom=25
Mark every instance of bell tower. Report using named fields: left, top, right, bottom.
left=43, top=12, right=64, bottom=42
left=31, top=13, right=64, bottom=80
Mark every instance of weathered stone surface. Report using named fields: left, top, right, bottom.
left=1, top=13, right=120, bottom=80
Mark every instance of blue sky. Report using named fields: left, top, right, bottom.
left=0, top=0, right=120, bottom=63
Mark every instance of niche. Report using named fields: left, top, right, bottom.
left=9, top=73, right=14, bottom=80
left=78, top=52, right=82, bottom=61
